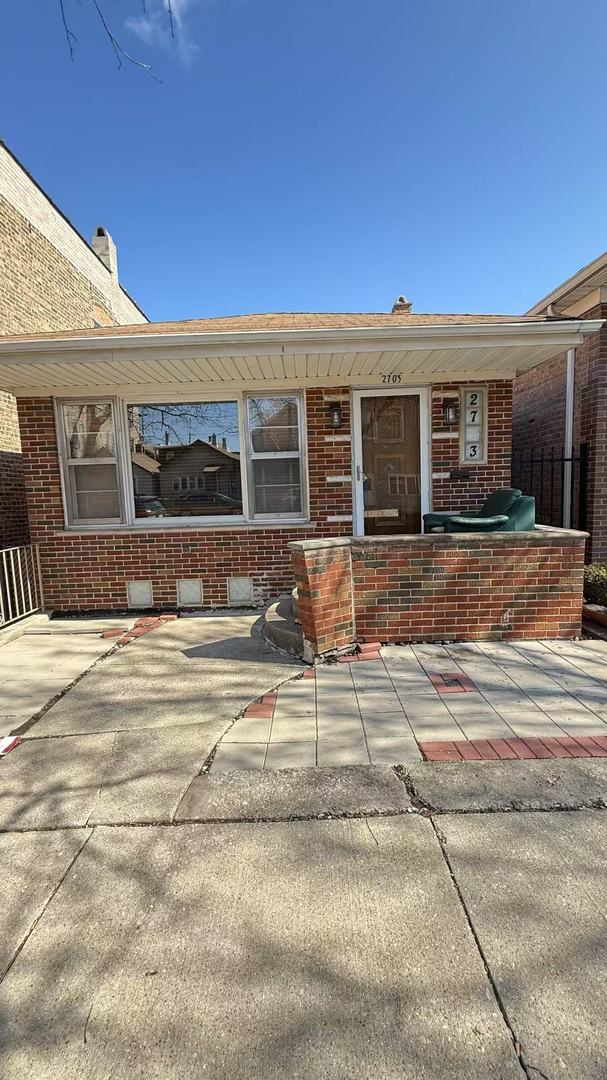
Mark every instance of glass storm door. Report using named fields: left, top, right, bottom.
left=352, top=390, right=428, bottom=536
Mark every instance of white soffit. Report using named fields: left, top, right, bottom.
left=0, top=321, right=601, bottom=395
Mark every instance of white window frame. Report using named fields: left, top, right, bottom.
left=245, top=392, right=307, bottom=521
left=460, top=386, right=488, bottom=465
left=55, top=391, right=309, bottom=529
left=55, top=397, right=125, bottom=527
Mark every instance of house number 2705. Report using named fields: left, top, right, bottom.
left=381, top=373, right=402, bottom=384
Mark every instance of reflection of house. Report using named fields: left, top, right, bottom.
left=156, top=438, right=241, bottom=501
left=131, top=451, right=160, bottom=497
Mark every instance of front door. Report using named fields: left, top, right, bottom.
left=352, top=389, right=429, bottom=536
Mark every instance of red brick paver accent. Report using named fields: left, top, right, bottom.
left=419, top=742, right=464, bottom=762
left=243, top=704, right=274, bottom=719
left=419, top=737, right=607, bottom=762
left=428, top=673, right=478, bottom=694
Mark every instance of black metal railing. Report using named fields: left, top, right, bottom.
left=512, top=443, right=588, bottom=530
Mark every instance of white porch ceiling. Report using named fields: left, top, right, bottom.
left=0, top=321, right=600, bottom=396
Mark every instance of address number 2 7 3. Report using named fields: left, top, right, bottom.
left=381, top=373, right=402, bottom=384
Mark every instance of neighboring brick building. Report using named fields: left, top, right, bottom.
left=0, top=140, right=146, bottom=548
left=513, top=252, right=607, bottom=561
left=0, top=308, right=598, bottom=619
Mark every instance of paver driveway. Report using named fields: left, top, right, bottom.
left=211, top=638, right=607, bottom=771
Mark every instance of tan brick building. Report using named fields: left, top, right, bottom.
left=512, top=253, right=607, bottom=561
left=0, top=141, right=146, bottom=547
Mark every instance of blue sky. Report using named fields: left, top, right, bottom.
left=2, top=0, right=607, bottom=321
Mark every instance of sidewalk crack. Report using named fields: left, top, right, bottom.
left=0, top=828, right=93, bottom=988
left=430, top=815, right=541, bottom=1080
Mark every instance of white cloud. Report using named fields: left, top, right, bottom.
left=126, top=0, right=201, bottom=67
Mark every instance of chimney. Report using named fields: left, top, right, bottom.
left=391, top=294, right=412, bottom=313
left=221, top=437, right=228, bottom=450
left=210, top=433, right=217, bottom=446
left=92, top=226, right=118, bottom=279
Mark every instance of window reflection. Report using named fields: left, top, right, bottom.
left=127, top=402, right=243, bottom=518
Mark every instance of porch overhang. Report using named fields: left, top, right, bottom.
left=0, top=318, right=601, bottom=397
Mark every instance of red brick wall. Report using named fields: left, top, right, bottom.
left=352, top=533, right=585, bottom=643
left=17, top=379, right=515, bottom=612
left=18, top=391, right=354, bottom=612
left=291, top=531, right=586, bottom=653
left=431, top=381, right=512, bottom=512
left=512, top=308, right=607, bottom=560
left=0, top=390, right=28, bottom=547
left=512, top=354, right=568, bottom=453
left=291, top=540, right=354, bottom=655
left=573, top=309, right=607, bottom=561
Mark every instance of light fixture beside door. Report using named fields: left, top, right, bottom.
left=442, top=397, right=459, bottom=426
left=328, top=402, right=343, bottom=428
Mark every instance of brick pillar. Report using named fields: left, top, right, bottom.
left=289, top=538, right=355, bottom=659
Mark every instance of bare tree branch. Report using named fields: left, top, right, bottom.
left=92, top=0, right=162, bottom=81
left=167, top=0, right=175, bottom=39
left=59, top=0, right=77, bottom=60
left=58, top=1, right=163, bottom=80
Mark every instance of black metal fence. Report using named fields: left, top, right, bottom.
left=511, top=443, right=588, bottom=530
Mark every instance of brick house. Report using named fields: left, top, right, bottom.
left=0, top=306, right=597, bottom=639
left=0, top=140, right=146, bottom=548
left=512, top=251, right=607, bottom=561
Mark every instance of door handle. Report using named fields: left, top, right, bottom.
left=356, top=465, right=368, bottom=482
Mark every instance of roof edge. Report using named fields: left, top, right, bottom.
left=0, top=318, right=601, bottom=357
left=527, top=250, right=607, bottom=315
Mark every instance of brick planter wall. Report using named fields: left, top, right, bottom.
left=290, top=528, right=587, bottom=654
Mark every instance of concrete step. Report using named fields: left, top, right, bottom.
left=263, top=595, right=304, bottom=658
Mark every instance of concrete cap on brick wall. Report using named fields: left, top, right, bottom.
left=289, top=527, right=588, bottom=555
left=350, top=527, right=588, bottom=547
left=288, top=537, right=352, bottom=553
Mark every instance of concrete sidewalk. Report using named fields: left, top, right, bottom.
left=0, top=613, right=300, bottom=829
left=1, top=613, right=607, bottom=1076
left=0, top=618, right=134, bottom=736
left=3, top=773, right=607, bottom=1078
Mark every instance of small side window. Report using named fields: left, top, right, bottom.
left=59, top=401, right=123, bottom=524
left=246, top=395, right=305, bottom=518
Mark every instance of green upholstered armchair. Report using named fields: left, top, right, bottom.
left=444, top=495, right=536, bottom=533
left=423, top=488, right=522, bottom=533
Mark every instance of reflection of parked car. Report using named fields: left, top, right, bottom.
left=172, top=491, right=242, bottom=515
left=135, top=495, right=168, bottom=518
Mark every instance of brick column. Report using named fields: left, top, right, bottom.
left=289, top=538, right=355, bottom=659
